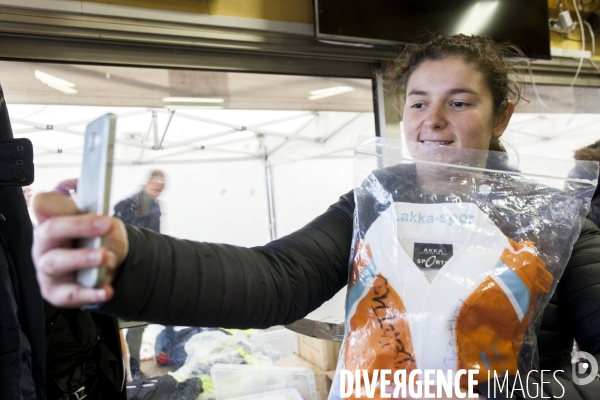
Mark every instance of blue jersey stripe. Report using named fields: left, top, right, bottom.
left=494, top=260, right=530, bottom=318
left=346, top=260, right=378, bottom=320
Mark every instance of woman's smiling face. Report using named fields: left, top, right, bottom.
left=402, top=56, right=513, bottom=151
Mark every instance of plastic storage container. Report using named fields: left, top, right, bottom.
left=228, top=388, right=304, bottom=400
left=210, top=364, right=318, bottom=400
left=251, top=328, right=298, bottom=361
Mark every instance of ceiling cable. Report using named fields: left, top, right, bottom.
left=570, top=0, right=586, bottom=88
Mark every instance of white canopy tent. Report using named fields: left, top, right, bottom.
left=504, top=113, right=600, bottom=159
left=9, top=104, right=375, bottom=245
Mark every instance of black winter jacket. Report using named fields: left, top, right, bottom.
left=0, top=87, right=45, bottom=399
left=0, top=87, right=125, bottom=399
left=589, top=195, right=600, bottom=228
left=98, top=189, right=600, bottom=399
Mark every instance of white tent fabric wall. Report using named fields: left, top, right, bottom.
left=10, top=104, right=375, bottom=246
left=31, top=160, right=271, bottom=246
left=269, top=113, right=375, bottom=238
left=503, top=113, right=600, bottom=159
left=272, top=158, right=355, bottom=238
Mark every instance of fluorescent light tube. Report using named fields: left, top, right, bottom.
left=165, top=105, right=224, bottom=110
left=35, top=70, right=75, bottom=88
left=308, top=86, right=354, bottom=101
left=35, top=70, right=78, bottom=94
left=45, top=82, right=78, bottom=94
left=163, top=97, right=224, bottom=103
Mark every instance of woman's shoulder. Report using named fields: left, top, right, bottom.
left=371, top=163, right=416, bottom=187
left=356, top=163, right=417, bottom=201
left=576, top=218, right=600, bottom=244
left=565, top=218, right=600, bottom=273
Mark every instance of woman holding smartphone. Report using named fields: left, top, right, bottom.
left=33, top=35, right=600, bottom=399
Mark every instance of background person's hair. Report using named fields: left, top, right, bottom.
left=574, top=140, right=600, bottom=162
left=383, top=34, right=529, bottom=152
left=148, top=169, right=164, bottom=182
left=574, top=140, right=600, bottom=199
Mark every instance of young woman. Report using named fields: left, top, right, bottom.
left=33, top=35, right=600, bottom=399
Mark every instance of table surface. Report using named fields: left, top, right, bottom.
left=285, top=288, right=346, bottom=342
left=118, top=320, right=150, bottom=329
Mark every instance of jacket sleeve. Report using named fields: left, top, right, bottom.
left=97, top=191, right=355, bottom=328
left=479, top=219, right=600, bottom=399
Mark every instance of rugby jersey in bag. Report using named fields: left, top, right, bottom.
left=329, top=202, right=552, bottom=399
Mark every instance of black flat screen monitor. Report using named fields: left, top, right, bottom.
left=315, top=0, right=550, bottom=59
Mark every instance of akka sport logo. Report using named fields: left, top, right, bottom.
left=413, top=243, right=453, bottom=269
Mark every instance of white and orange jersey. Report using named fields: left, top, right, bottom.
left=329, top=202, right=553, bottom=399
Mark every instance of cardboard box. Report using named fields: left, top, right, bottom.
left=297, top=335, right=341, bottom=371
left=276, top=355, right=332, bottom=400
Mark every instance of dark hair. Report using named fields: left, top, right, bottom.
left=573, top=140, right=600, bottom=201
left=383, top=34, right=529, bottom=152
left=574, top=140, right=600, bottom=161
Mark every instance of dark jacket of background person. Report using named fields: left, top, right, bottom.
left=574, top=140, right=600, bottom=227
left=0, top=86, right=45, bottom=399
left=114, top=190, right=161, bottom=233
left=93, top=183, right=600, bottom=399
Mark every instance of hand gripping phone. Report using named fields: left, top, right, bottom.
left=75, top=113, right=116, bottom=288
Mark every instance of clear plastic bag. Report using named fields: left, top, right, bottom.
left=169, top=330, right=273, bottom=383
left=329, top=137, right=598, bottom=399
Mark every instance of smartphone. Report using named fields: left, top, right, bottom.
left=75, top=113, right=116, bottom=288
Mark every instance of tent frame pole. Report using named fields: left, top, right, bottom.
left=265, top=164, right=277, bottom=241
left=259, top=134, right=277, bottom=241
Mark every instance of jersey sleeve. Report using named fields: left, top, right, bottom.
left=478, top=219, right=600, bottom=399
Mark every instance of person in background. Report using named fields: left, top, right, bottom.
left=574, top=140, right=600, bottom=227
left=0, top=84, right=45, bottom=399
left=114, top=169, right=165, bottom=233
left=113, top=169, right=166, bottom=378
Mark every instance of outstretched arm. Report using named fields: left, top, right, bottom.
left=34, top=190, right=355, bottom=328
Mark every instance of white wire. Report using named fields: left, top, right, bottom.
left=571, top=0, right=586, bottom=88
left=527, top=60, right=553, bottom=110
left=520, top=3, right=575, bottom=111
left=583, top=20, right=596, bottom=57
left=583, top=20, right=600, bottom=73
